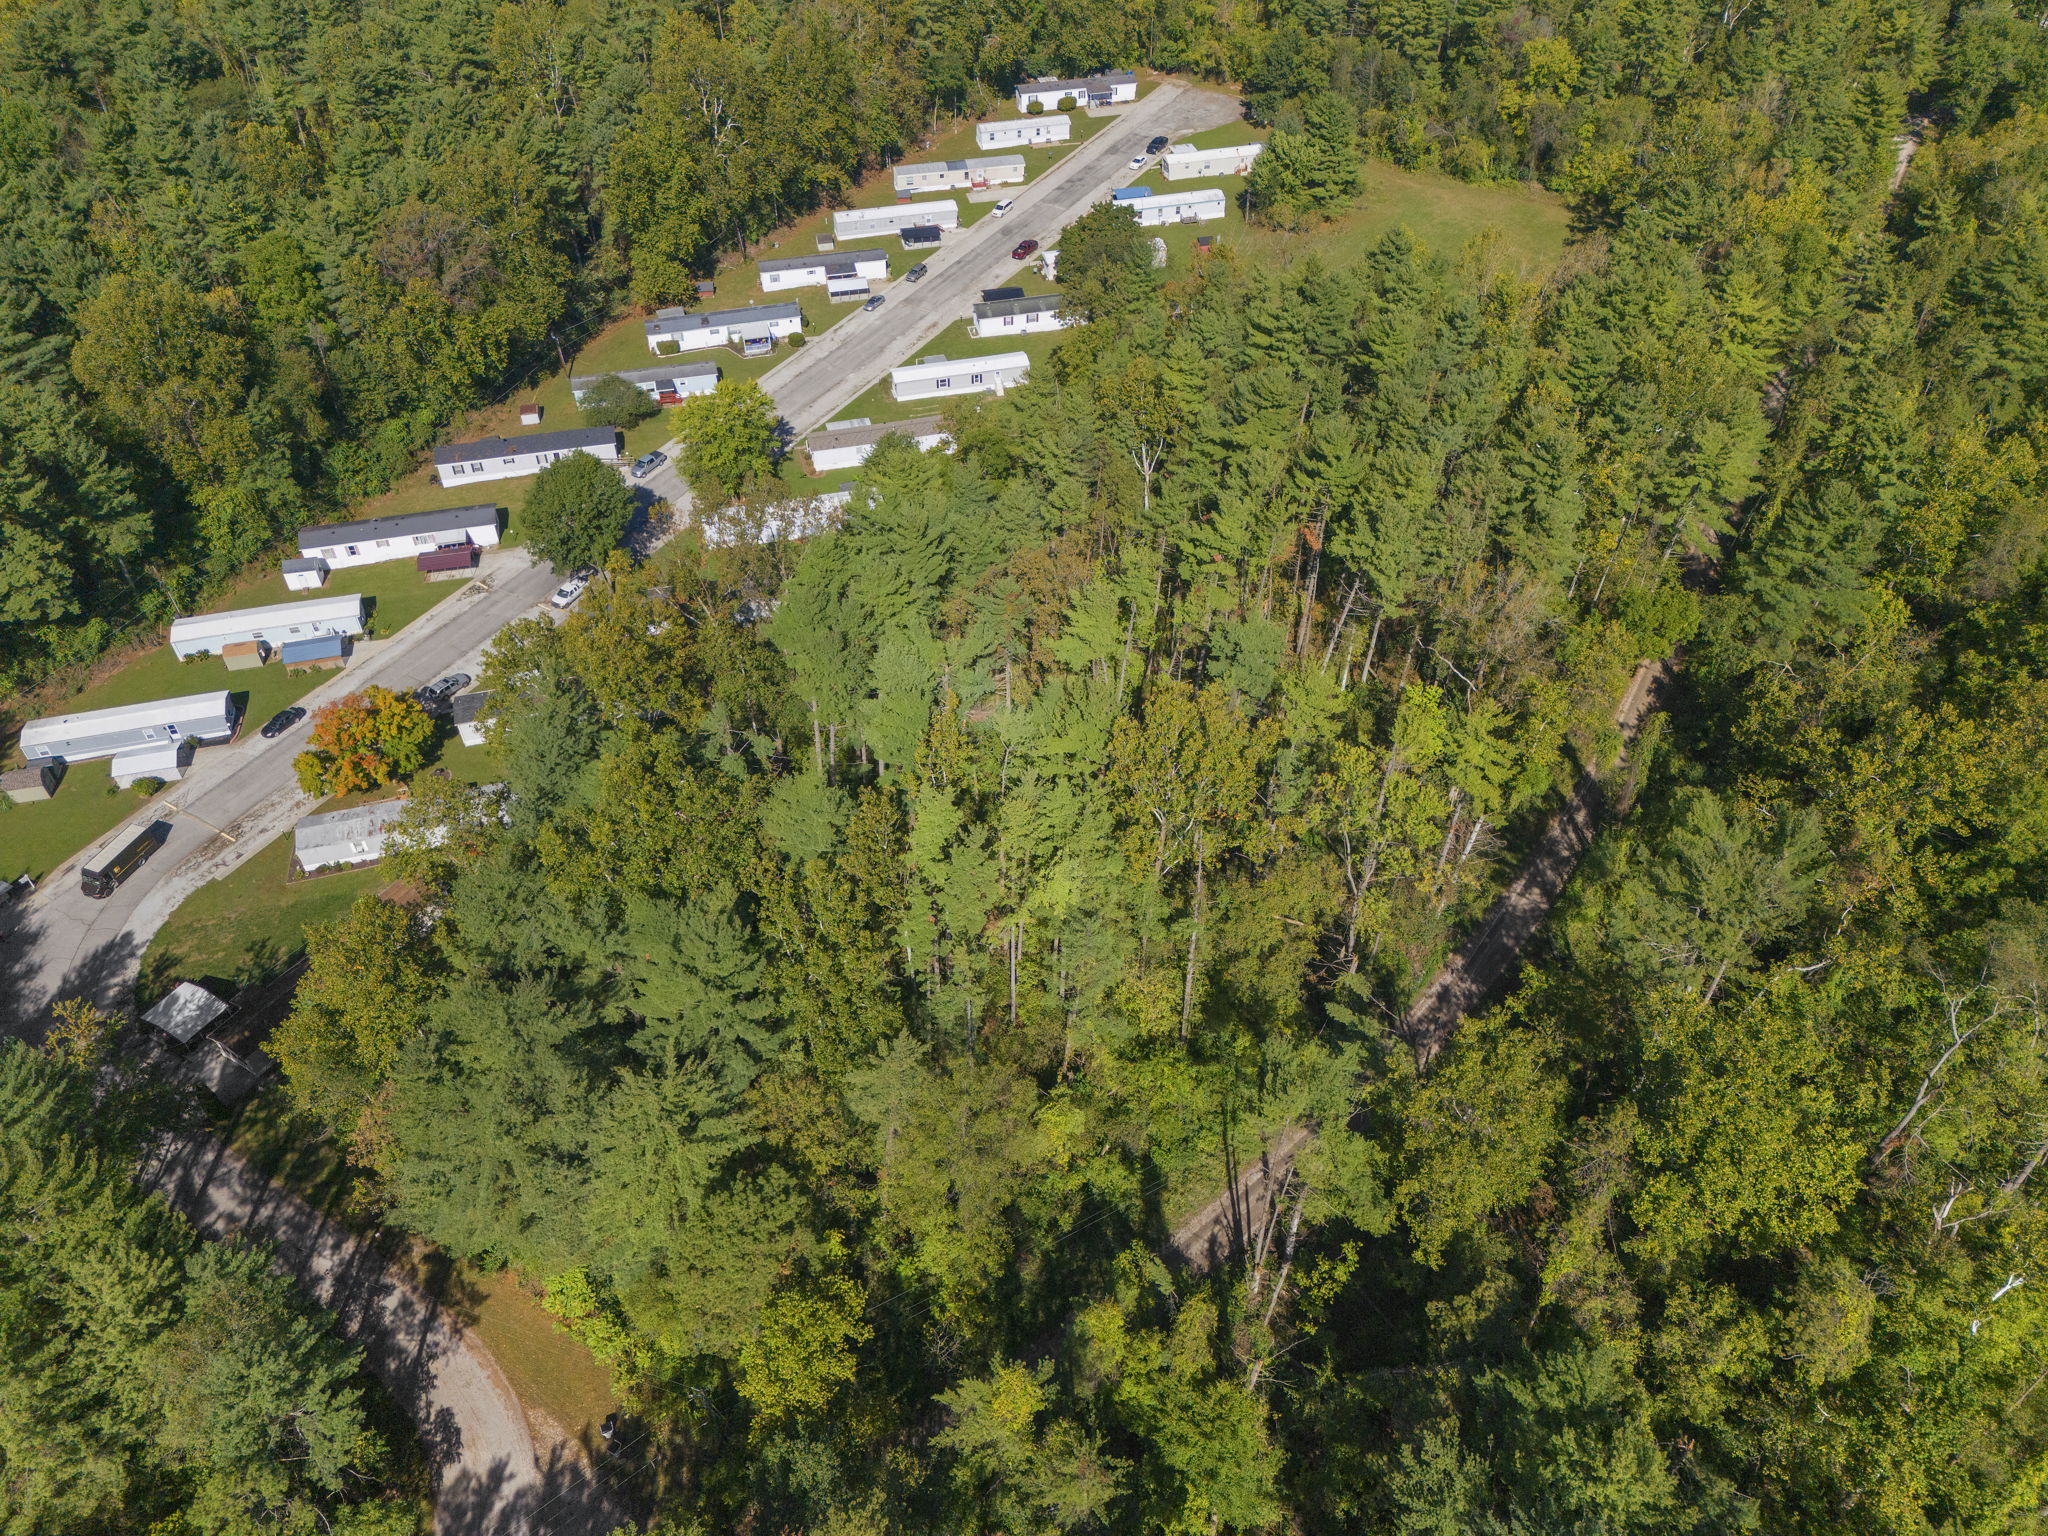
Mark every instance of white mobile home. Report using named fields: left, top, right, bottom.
left=1014, top=71, right=1136, bottom=112
left=1162, top=142, right=1265, bottom=180
left=889, top=352, right=1031, bottom=402
left=169, top=595, right=365, bottom=661
left=646, top=301, right=804, bottom=356
left=805, top=416, right=952, bottom=473
left=977, top=116, right=1071, bottom=151
left=297, top=505, right=502, bottom=573
left=293, top=799, right=410, bottom=872
left=1118, top=187, right=1228, bottom=226
left=758, top=248, right=889, bottom=294
left=18, top=691, right=237, bottom=766
left=970, top=293, right=1073, bottom=338
left=570, top=364, right=719, bottom=406
left=832, top=201, right=961, bottom=244
left=893, top=155, right=1026, bottom=195
left=433, top=426, right=620, bottom=488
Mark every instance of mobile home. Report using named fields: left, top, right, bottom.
left=168, top=595, right=365, bottom=660
left=18, top=692, right=236, bottom=766
left=805, top=416, right=952, bottom=473
left=1117, top=187, right=1228, bottom=226
left=971, top=293, right=1073, bottom=338
left=570, top=364, right=719, bottom=405
left=1013, top=71, right=1136, bottom=112
left=977, top=116, right=1071, bottom=151
left=832, top=201, right=961, bottom=244
left=297, top=505, right=501, bottom=573
left=892, top=155, right=1026, bottom=195
left=889, top=352, right=1031, bottom=402
left=433, top=426, right=620, bottom=488
left=1162, top=142, right=1264, bottom=180
left=757, top=248, right=889, bottom=294
left=646, top=301, right=804, bottom=356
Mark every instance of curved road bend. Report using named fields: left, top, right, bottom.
left=146, top=1133, right=626, bottom=1536
left=1166, top=658, right=1673, bottom=1275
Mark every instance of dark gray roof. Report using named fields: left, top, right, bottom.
left=758, top=247, right=887, bottom=276
left=807, top=416, right=949, bottom=454
left=972, top=293, right=1065, bottom=321
left=432, top=427, right=618, bottom=467
left=300, top=504, right=499, bottom=553
left=571, top=363, right=719, bottom=391
left=281, top=556, right=328, bottom=572
left=1021, top=70, right=1137, bottom=94
left=901, top=225, right=943, bottom=243
left=646, top=301, right=803, bottom=336
left=279, top=635, right=347, bottom=662
left=450, top=690, right=493, bottom=726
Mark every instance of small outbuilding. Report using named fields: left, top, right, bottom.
left=294, top=798, right=410, bottom=872
left=519, top=402, right=543, bottom=425
left=281, top=556, right=330, bottom=590
left=110, top=739, right=190, bottom=788
left=280, top=634, right=349, bottom=674
left=220, top=640, right=267, bottom=671
left=900, top=225, right=944, bottom=250
left=451, top=690, right=494, bottom=747
left=0, top=762, right=62, bottom=803
left=144, top=981, right=230, bottom=1049
left=416, top=543, right=480, bottom=578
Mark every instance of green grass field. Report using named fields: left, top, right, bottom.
left=2, top=561, right=470, bottom=884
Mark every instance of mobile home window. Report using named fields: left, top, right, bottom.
left=937, top=377, right=951, bottom=389
left=970, top=373, right=983, bottom=385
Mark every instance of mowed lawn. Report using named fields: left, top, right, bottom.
left=2, top=561, right=470, bottom=884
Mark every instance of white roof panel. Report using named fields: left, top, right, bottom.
left=144, top=982, right=230, bottom=1046
left=17, top=692, right=234, bottom=756
left=169, top=595, right=365, bottom=649
left=889, top=351, right=1030, bottom=386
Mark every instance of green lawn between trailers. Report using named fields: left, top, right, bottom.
left=2, top=561, right=473, bottom=883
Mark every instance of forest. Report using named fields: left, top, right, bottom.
left=9, top=0, right=2048, bottom=1529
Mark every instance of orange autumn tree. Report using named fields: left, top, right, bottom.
left=293, top=685, right=436, bottom=795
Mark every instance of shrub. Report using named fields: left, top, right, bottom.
left=131, top=776, right=166, bottom=797
left=1057, top=95, right=1077, bottom=111
left=787, top=331, right=805, bottom=348
left=1026, top=100, right=1044, bottom=115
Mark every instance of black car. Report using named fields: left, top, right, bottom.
left=1147, top=134, right=1170, bottom=155
left=905, top=262, right=928, bottom=283
left=259, top=706, right=306, bottom=739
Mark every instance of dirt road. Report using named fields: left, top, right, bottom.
left=1164, top=657, right=1672, bottom=1273
left=148, top=1133, right=626, bottom=1536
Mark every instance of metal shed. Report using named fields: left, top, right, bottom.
left=144, top=982, right=230, bottom=1048
left=280, top=634, right=349, bottom=673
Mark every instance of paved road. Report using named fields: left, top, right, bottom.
left=633, top=80, right=1242, bottom=509
left=1165, top=657, right=1673, bottom=1274
left=147, top=1132, right=625, bottom=1536
left=0, top=548, right=563, bottom=1040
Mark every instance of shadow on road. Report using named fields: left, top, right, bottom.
left=0, top=920, right=144, bottom=1043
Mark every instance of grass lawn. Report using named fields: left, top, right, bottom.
left=829, top=315, right=1069, bottom=427
left=143, top=831, right=385, bottom=993
left=221, top=1084, right=617, bottom=1449
left=2, top=561, right=470, bottom=884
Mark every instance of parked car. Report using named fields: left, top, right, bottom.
left=258, top=706, right=306, bottom=739
left=862, top=294, right=886, bottom=312
left=1010, top=238, right=1039, bottom=261
left=905, top=262, right=928, bottom=282
left=550, top=571, right=592, bottom=609
left=1127, top=151, right=1149, bottom=170
left=630, top=449, right=667, bottom=478
left=991, top=198, right=1016, bottom=218
left=412, top=673, right=472, bottom=711
left=1147, top=135, right=1170, bottom=154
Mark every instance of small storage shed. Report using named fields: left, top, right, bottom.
left=416, top=543, right=479, bottom=577
left=281, top=634, right=348, bottom=673
left=519, top=402, right=543, bottom=425
left=110, top=739, right=190, bottom=788
left=144, top=982, right=229, bottom=1049
left=0, top=763, right=61, bottom=803
left=901, top=225, right=944, bottom=250
left=221, top=640, right=267, bottom=671
left=451, top=690, right=494, bottom=747
left=281, top=557, right=330, bottom=591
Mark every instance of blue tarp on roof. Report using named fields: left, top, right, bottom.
left=279, top=635, right=347, bottom=664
